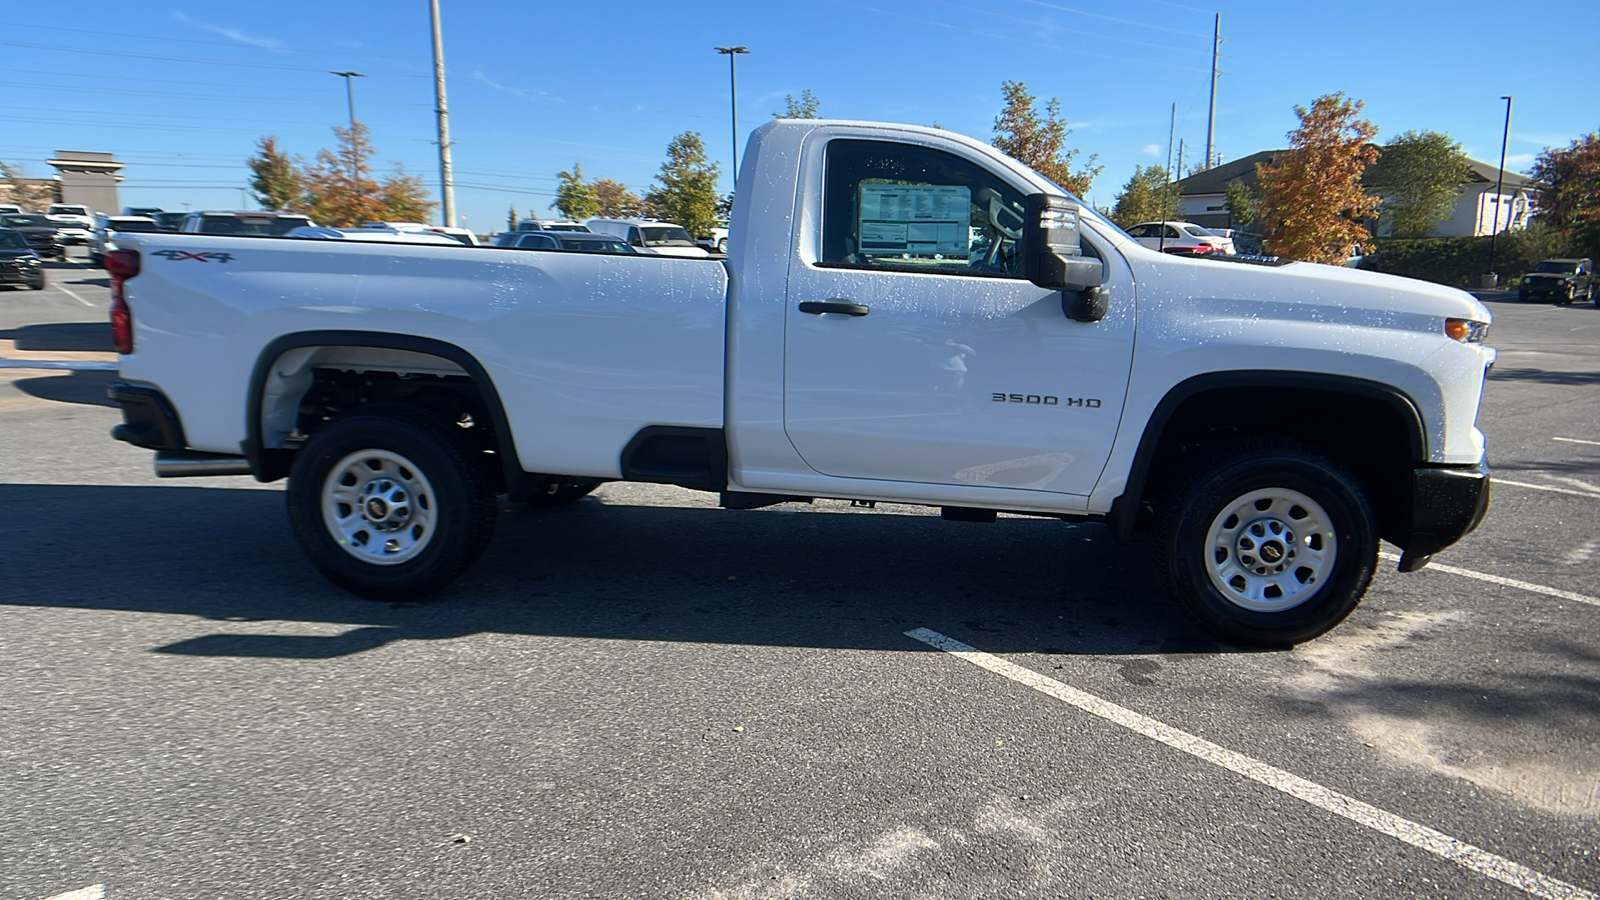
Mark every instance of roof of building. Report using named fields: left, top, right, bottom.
left=1174, top=149, right=1536, bottom=196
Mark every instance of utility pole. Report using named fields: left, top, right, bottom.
left=430, top=0, right=456, bottom=230
left=714, top=46, right=750, bottom=184
left=1204, top=13, right=1219, bottom=171
left=1166, top=102, right=1176, bottom=176
left=1486, top=95, right=1513, bottom=286
left=330, top=71, right=364, bottom=181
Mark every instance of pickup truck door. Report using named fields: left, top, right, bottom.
left=782, top=137, right=1136, bottom=497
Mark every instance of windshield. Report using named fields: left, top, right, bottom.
left=559, top=236, right=632, bottom=253
left=641, top=226, right=696, bottom=247
left=198, top=215, right=313, bottom=236
left=0, top=231, right=28, bottom=249
left=49, top=206, right=89, bottom=215
left=108, top=219, right=160, bottom=233
left=1, top=215, right=51, bottom=227
left=1532, top=261, right=1580, bottom=274
left=154, top=212, right=188, bottom=230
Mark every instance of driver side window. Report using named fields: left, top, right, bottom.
left=820, top=139, right=1029, bottom=278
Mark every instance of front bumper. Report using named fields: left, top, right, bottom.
left=1396, top=460, right=1491, bottom=572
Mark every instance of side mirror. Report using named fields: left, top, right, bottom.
left=1023, top=193, right=1107, bottom=322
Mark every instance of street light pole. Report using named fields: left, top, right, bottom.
left=330, top=70, right=364, bottom=132
left=429, top=0, right=456, bottom=230
left=714, top=46, right=749, bottom=185
left=1486, top=95, right=1513, bottom=285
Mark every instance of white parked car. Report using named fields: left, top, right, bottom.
left=88, top=215, right=162, bottom=266
left=698, top=226, right=730, bottom=253
left=360, top=222, right=481, bottom=246
left=46, top=203, right=96, bottom=232
left=516, top=219, right=591, bottom=233
left=585, top=218, right=710, bottom=258
left=1125, top=221, right=1234, bottom=255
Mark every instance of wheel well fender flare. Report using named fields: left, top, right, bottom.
left=1106, top=370, right=1426, bottom=542
left=243, top=330, right=522, bottom=487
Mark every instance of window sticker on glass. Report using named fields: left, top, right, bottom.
left=858, top=183, right=971, bottom=258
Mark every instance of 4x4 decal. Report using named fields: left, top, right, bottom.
left=151, top=250, right=234, bottom=263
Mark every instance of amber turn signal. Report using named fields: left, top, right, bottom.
left=1445, top=318, right=1488, bottom=344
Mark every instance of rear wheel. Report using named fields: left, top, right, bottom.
left=286, top=405, right=498, bottom=600
left=1156, top=439, right=1378, bottom=647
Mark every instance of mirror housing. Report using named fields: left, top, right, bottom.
left=1023, top=193, right=1108, bottom=322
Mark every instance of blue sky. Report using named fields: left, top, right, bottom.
left=3, top=1, right=1596, bottom=231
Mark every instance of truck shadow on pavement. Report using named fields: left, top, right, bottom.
left=0, top=321, right=115, bottom=352
left=0, top=482, right=1235, bottom=660
left=10, top=370, right=119, bottom=407
left=1488, top=366, right=1600, bottom=387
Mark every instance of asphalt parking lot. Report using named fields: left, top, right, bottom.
left=2, top=254, right=1597, bottom=900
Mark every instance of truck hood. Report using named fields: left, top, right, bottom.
left=1134, top=254, right=1492, bottom=324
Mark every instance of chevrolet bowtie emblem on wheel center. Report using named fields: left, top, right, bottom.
left=366, top=498, right=388, bottom=519
left=1261, top=542, right=1285, bottom=563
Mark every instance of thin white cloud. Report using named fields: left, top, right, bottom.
left=170, top=10, right=286, bottom=51
left=1140, top=143, right=1161, bottom=158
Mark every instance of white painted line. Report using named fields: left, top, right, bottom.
left=1553, top=437, right=1600, bottom=447
left=1380, top=551, right=1600, bottom=608
left=42, top=886, right=105, bottom=900
left=1495, top=478, right=1600, bottom=499
left=49, top=282, right=95, bottom=307
left=1549, top=476, right=1600, bottom=495
left=906, top=627, right=1598, bottom=900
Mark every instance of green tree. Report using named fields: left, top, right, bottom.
left=1256, top=93, right=1379, bottom=264
left=1109, top=165, right=1179, bottom=228
left=551, top=163, right=599, bottom=220
left=1224, top=178, right=1257, bottom=227
left=591, top=179, right=645, bottom=218
left=1366, top=130, right=1470, bottom=238
left=644, top=132, right=721, bottom=237
left=1529, top=132, right=1600, bottom=227
left=774, top=89, right=820, bottom=119
left=246, top=136, right=305, bottom=211
left=991, top=80, right=1102, bottom=196
left=507, top=205, right=518, bottom=230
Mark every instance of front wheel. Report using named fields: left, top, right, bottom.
left=1156, top=439, right=1378, bottom=647
left=286, top=406, right=498, bottom=600
left=716, top=237, right=728, bottom=253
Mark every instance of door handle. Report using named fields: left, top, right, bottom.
left=798, top=300, right=870, bottom=317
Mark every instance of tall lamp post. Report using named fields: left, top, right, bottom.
left=1486, top=95, right=1513, bottom=287
left=330, top=70, right=364, bottom=132
left=714, top=46, right=749, bottom=184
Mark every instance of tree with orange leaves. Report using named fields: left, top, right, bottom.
left=1256, top=93, right=1379, bottom=264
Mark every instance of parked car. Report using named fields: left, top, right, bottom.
left=0, top=204, right=25, bottom=215
left=697, top=226, right=730, bottom=253
left=503, top=230, right=635, bottom=254
left=152, top=212, right=189, bottom=232
left=287, top=226, right=463, bottom=245
left=1518, top=258, right=1594, bottom=305
left=0, top=227, right=46, bottom=290
left=1125, top=221, right=1235, bottom=255
left=52, top=221, right=94, bottom=247
left=46, top=203, right=95, bottom=231
left=179, top=211, right=316, bottom=236
left=584, top=218, right=710, bottom=258
left=88, top=215, right=162, bottom=266
left=0, top=213, right=65, bottom=259
left=516, top=219, right=591, bottom=233
left=359, top=222, right=481, bottom=246
left=124, top=206, right=164, bottom=217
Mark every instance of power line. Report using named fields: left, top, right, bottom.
left=0, top=20, right=419, bottom=65
left=0, top=39, right=427, bottom=77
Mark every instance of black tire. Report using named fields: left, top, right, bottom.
left=28, top=276, right=45, bottom=290
left=285, top=405, right=498, bottom=601
left=520, top=478, right=600, bottom=507
left=1155, top=438, right=1378, bottom=647
left=716, top=237, right=728, bottom=253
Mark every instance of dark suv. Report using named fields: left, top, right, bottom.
left=0, top=227, right=47, bottom=290
left=1519, top=258, right=1594, bottom=305
left=0, top=213, right=65, bottom=260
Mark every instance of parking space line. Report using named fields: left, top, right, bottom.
left=48, top=282, right=95, bottom=307
left=1495, top=478, right=1600, bottom=499
left=42, top=886, right=104, bottom=900
left=906, top=627, right=1598, bottom=900
left=1553, top=437, right=1600, bottom=447
left=1380, top=551, right=1600, bottom=609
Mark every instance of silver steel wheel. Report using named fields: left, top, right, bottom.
left=321, top=449, right=438, bottom=566
left=1203, top=487, right=1336, bottom=613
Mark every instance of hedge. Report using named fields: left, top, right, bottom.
left=1358, top=224, right=1600, bottom=288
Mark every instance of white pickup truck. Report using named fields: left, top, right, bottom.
left=105, top=119, right=1493, bottom=646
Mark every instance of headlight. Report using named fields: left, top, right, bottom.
left=1445, top=318, right=1490, bottom=344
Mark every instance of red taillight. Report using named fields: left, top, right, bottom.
left=106, top=250, right=139, bottom=355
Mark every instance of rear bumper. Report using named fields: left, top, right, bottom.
left=107, top=380, right=186, bottom=450
left=1396, top=460, right=1491, bottom=572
